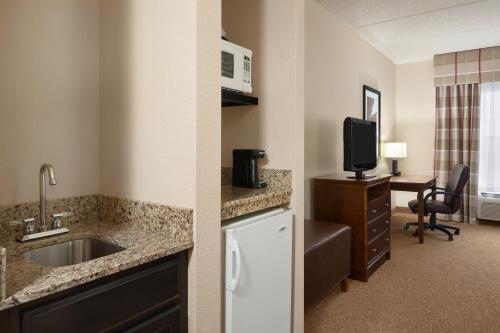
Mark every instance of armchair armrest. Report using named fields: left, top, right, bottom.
left=423, top=190, right=462, bottom=204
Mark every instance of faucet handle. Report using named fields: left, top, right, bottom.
left=9, top=218, right=36, bottom=235
left=51, top=212, right=73, bottom=229
left=24, top=218, right=36, bottom=234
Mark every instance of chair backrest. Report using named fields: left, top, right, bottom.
left=444, top=164, right=470, bottom=210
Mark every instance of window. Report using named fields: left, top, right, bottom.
left=478, top=82, right=500, bottom=194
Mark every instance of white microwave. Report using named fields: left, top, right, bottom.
left=221, top=39, right=252, bottom=93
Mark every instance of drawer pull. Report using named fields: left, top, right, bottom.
left=371, top=248, right=377, bottom=253
left=384, top=202, right=390, bottom=207
left=371, top=209, right=377, bottom=214
left=371, top=228, right=377, bottom=233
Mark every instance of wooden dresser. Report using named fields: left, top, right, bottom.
left=313, top=174, right=392, bottom=282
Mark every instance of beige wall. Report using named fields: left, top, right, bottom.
left=394, top=60, right=435, bottom=207
left=100, top=1, right=222, bottom=331
left=99, top=0, right=196, bottom=208
left=292, top=1, right=305, bottom=331
left=191, top=0, right=222, bottom=332
left=0, top=0, right=100, bottom=205
left=304, top=0, right=396, bottom=219
left=221, top=0, right=298, bottom=170
left=222, top=1, right=305, bottom=331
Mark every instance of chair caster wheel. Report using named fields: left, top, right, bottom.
left=454, top=230, right=460, bottom=235
left=448, top=236, right=454, bottom=241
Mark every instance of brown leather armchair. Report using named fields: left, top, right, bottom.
left=404, top=164, right=470, bottom=241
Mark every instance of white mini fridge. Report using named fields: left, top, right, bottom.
left=222, top=208, right=293, bottom=333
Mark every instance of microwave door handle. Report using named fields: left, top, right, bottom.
left=230, top=240, right=242, bottom=292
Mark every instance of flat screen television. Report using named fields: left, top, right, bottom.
left=344, top=117, right=377, bottom=179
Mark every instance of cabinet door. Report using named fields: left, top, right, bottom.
left=0, top=309, right=10, bottom=332
left=124, top=305, right=180, bottom=333
left=21, top=259, right=179, bottom=333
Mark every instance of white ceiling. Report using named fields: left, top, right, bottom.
left=319, top=0, right=500, bottom=64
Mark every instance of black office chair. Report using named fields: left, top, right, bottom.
left=403, top=164, right=470, bottom=241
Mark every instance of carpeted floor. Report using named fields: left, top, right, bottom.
left=305, top=213, right=500, bottom=333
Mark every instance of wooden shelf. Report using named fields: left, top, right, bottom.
left=222, top=88, right=258, bottom=107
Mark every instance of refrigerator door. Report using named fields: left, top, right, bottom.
left=224, top=209, right=293, bottom=333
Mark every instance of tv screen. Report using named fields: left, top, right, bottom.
left=344, top=117, right=377, bottom=175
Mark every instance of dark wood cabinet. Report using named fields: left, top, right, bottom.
left=1, top=251, right=188, bottom=333
left=0, top=307, right=10, bottom=332
left=313, top=174, right=391, bottom=282
left=124, top=305, right=180, bottom=333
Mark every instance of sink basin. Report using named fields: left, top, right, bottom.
left=22, top=238, right=125, bottom=267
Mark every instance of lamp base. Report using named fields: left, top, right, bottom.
left=390, top=160, right=401, bottom=176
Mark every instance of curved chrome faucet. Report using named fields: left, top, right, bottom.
left=16, top=164, right=70, bottom=242
left=39, top=164, right=57, bottom=232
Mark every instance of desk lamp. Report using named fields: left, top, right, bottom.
left=384, top=142, right=407, bottom=176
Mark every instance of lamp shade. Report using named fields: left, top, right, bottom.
left=384, top=142, right=407, bottom=158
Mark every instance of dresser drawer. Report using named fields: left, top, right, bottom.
left=367, top=214, right=390, bottom=242
left=368, top=231, right=390, bottom=263
left=367, top=195, right=391, bottom=221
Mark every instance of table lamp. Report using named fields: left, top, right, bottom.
left=384, top=142, right=407, bottom=176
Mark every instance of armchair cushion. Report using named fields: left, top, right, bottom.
left=408, top=199, right=418, bottom=214
left=408, top=198, right=455, bottom=215
left=427, top=200, right=455, bottom=214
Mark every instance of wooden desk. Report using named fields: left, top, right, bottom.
left=390, top=175, right=436, bottom=244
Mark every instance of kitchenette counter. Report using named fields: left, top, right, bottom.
left=0, top=195, right=194, bottom=312
left=221, top=168, right=292, bottom=220
left=0, top=220, right=193, bottom=311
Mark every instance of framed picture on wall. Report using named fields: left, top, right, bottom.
left=363, top=85, right=381, bottom=159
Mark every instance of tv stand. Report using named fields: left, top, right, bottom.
left=348, top=171, right=376, bottom=179
left=313, top=174, right=392, bottom=281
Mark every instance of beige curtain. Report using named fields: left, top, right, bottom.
left=434, top=84, right=480, bottom=223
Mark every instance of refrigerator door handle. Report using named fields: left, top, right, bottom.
left=230, top=239, right=242, bottom=292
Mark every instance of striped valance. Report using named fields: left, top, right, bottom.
left=433, top=46, right=500, bottom=87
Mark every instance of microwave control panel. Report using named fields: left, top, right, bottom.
left=244, top=55, right=251, bottom=84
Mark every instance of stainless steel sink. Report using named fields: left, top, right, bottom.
left=22, top=238, right=125, bottom=267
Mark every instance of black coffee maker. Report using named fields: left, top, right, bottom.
left=232, top=149, right=267, bottom=188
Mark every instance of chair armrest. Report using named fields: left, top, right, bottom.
left=424, top=191, right=462, bottom=204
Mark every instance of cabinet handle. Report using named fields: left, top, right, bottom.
left=385, top=238, right=390, bottom=242
left=371, top=209, right=377, bottom=214
left=385, top=202, right=390, bottom=207
left=385, top=220, right=389, bottom=225
left=371, top=228, right=377, bottom=233
left=371, top=248, right=377, bottom=253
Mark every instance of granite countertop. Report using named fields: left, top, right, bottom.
left=220, top=168, right=293, bottom=220
left=221, top=185, right=292, bottom=220
left=0, top=220, right=193, bottom=311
